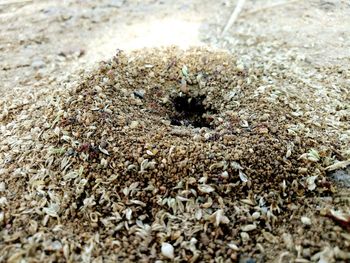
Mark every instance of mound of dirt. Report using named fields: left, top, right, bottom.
left=0, top=47, right=349, bottom=262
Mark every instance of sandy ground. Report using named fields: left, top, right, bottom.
left=1, top=0, right=349, bottom=262
left=1, top=0, right=349, bottom=94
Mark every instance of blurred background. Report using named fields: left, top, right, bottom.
left=1, top=0, right=349, bottom=93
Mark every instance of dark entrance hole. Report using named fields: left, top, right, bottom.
left=169, top=95, right=215, bottom=128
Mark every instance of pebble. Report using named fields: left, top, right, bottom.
left=161, top=242, right=174, bottom=259
left=252, top=212, right=260, bottom=220
left=133, top=90, right=145, bottom=99
left=221, top=171, right=229, bottom=179
left=301, top=216, right=312, bottom=226
left=328, top=166, right=350, bottom=187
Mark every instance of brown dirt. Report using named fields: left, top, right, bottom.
left=0, top=0, right=349, bottom=262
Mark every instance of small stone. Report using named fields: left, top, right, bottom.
left=221, top=171, right=229, bottom=179
left=134, top=90, right=145, bottom=99
left=65, top=148, right=75, bottom=156
left=252, top=212, right=260, bottom=220
left=161, top=242, right=174, bottom=259
left=301, top=216, right=311, bottom=225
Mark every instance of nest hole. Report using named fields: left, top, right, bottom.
left=169, top=95, right=215, bottom=128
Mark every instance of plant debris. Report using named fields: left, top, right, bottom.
left=326, top=209, right=350, bottom=231
left=0, top=47, right=349, bottom=262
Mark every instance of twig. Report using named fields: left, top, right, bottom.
left=242, top=0, right=301, bottom=17
left=221, top=0, right=246, bottom=36
left=221, top=0, right=302, bottom=36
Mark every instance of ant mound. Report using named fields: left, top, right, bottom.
left=1, top=47, right=345, bottom=262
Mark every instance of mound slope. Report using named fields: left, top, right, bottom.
left=0, top=47, right=349, bottom=262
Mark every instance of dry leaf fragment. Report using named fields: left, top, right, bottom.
left=195, top=209, right=202, bottom=220
left=325, top=160, right=350, bottom=171
left=124, top=208, right=132, bottom=220
left=0, top=197, right=7, bottom=207
left=0, top=182, right=5, bottom=192
left=326, top=209, right=350, bottom=231
left=311, top=246, right=334, bottom=262
left=285, top=143, right=294, bottom=158
left=239, top=119, right=249, bottom=128
left=98, top=145, right=109, bottom=155
left=180, top=77, right=188, bottom=93
left=228, top=243, right=239, bottom=251
left=306, top=175, right=318, bottom=191
left=198, top=184, right=215, bottom=193
left=239, top=170, right=249, bottom=182
left=258, top=127, right=269, bottom=134
left=240, top=232, right=250, bottom=242
left=209, top=209, right=230, bottom=227
left=262, top=231, right=278, bottom=243
left=299, top=149, right=320, bottom=162
left=231, top=161, right=243, bottom=170
left=181, top=65, right=189, bottom=78
left=334, top=246, right=350, bottom=260
left=241, top=224, right=256, bottom=232
left=43, top=203, right=60, bottom=218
